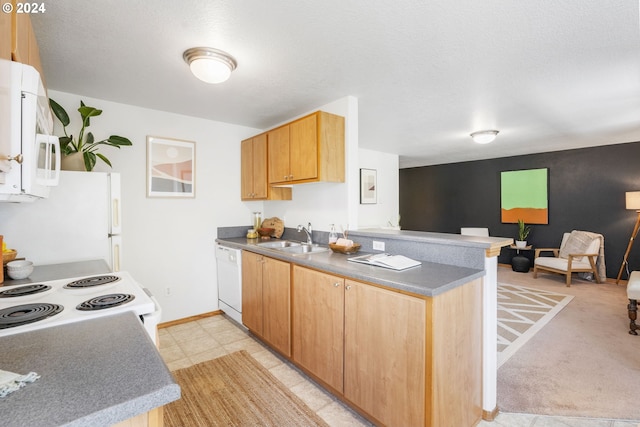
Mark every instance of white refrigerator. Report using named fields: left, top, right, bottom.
left=0, top=171, right=122, bottom=271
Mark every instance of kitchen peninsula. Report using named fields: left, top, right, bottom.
left=217, top=227, right=511, bottom=427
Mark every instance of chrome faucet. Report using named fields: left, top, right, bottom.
left=297, top=223, right=313, bottom=245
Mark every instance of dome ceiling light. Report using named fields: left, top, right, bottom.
left=183, top=47, right=237, bottom=84
left=470, top=129, right=499, bottom=144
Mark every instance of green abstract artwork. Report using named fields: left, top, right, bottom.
left=501, top=168, right=548, bottom=224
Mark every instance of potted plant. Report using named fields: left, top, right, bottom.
left=516, top=219, right=531, bottom=248
left=49, top=99, right=132, bottom=171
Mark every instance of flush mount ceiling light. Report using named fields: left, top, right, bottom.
left=183, top=47, right=237, bottom=84
left=470, top=130, right=499, bottom=144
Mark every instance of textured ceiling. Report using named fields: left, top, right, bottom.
left=31, top=0, right=640, bottom=168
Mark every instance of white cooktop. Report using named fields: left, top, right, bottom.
left=0, top=271, right=155, bottom=338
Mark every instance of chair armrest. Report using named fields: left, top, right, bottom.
left=535, top=248, right=559, bottom=258
left=567, top=253, right=598, bottom=258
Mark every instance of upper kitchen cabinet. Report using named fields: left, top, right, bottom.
left=10, top=3, right=45, bottom=81
left=241, top=134, right=291, bottom=201
left=268, top=111, right=345, bottom=185
left=0, top=9, right=10, bottom=60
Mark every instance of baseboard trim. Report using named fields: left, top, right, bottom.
left=482, top=406, right=499, bottom=421
left=158, top=310, right=222, bottom=329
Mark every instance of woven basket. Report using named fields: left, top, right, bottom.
left=329, top=243, right=361, bottom=254
left=2, top=250, right=17, bottom=264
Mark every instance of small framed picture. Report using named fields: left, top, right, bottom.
left=360, top=168, right=377, bottom=204
left=147, top=136, right=195, bottom=198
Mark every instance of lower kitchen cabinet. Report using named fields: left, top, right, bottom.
left=291, top=265, right=482, bottom=427
left=112, top=407, right=162, bottom=427
left=292, top=266, right=426, bottom=427
left=292, top=266, right=345, bottom=392
left=242, top=251, right=291, bottom=357
left=343, top=279, right=426, bottom=427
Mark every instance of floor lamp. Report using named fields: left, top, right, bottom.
left=616, top=191, right=640, bottom=284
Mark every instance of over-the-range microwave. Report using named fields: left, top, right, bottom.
left=0, top=59, right=60, bottom=202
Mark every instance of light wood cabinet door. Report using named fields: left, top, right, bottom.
left=262, top=257, right=291, bottom=356
left=0, top=8, right=10, bottom=60
left=344, top=280, right=426, bottom=427
left=267, top=125, right=290, bottom=184
left=241, top=134, right=291, bottom=201
left=240, top=135, right=268, bottom=200
left=240, top=138, right=254, bottom=199
left=10, top=6, right=44, bottom=80
left=251, top=134, right=268, bottom=199
left=241, top=251, right=263, bottom=335
left=292, top=266, right=344, bottom=392
left=289, top=114, right=318, bottom=182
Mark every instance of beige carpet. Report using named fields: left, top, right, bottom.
left=164, top=350, right=329, bottom=427
left=497, top=268, right=639, bottom=421
left=497, top=283, right=573, bottom=367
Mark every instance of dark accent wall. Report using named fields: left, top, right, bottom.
left=399, top=141, right=640, bottom=279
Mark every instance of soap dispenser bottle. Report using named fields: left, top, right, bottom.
left=329, top=224, right=338, bottom=244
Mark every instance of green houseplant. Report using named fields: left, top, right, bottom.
left=516, top=219, right=531, bottom=247
left=49, top=99, right=132, bottom=171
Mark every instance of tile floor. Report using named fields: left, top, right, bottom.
left=159, top=315, right=639, bottom=427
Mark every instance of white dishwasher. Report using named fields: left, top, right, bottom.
left=216, top=244, right=243, bottom=325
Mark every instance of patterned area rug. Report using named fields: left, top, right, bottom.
left=164, top=350, right=329, bottom=427
left=497, top=283, right=573, bottom=367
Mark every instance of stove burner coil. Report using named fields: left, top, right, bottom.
left=64, top=275, right=121, bottom=289
left=0, top=284, right=52, bottom=298
left=0, top=303, right=64, bottom=329
left=76, top=293, right=135, bottom=311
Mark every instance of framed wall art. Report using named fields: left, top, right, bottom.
left=500, top=168, right=548, bottom=224
left=360, top=168, right=377, bottom=204
left=147, top=136, right=195, bottom=198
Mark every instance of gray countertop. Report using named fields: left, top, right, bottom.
left=0, top=260, right=180, bottom=426
left=0, top=311, right=180, bottom=427
left=216, top=237, right=485, bottom=297
left=2, top=259, right=111, bottom=286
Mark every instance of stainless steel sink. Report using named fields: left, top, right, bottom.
left=280, top=244, right=329, bottom=255
left=256, top=240, right=328, bottom=255
left=256, top=240, right=302, bottom=249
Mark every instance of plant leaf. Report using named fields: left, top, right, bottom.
left=78, top=106, right=102, bottom=121
left=85, top=132, right=95, bottom=147
left=96, top=153, right=112, bottom=168
left=58, top=136, right=73, bottom=152
left=49, top=99, right=70, bottom=127
left=83, top=152, right=97, bottom=172
left=107, top=135, right=133, bottom=146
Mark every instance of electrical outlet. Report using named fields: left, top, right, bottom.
left=165, top=287, right=171, bottom=297
left=372, top=241, right=385, bottom=251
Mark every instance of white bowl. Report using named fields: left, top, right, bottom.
left=6, top=260, right=34, bottom=280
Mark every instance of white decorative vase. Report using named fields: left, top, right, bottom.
left=61, top=153, right=87, bottom=171
left=515, top=240, right=527, bottom=248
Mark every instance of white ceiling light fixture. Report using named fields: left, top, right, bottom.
left=183, top=47, right=237, bottom=84
left=470, top=130, right=499, bottom=144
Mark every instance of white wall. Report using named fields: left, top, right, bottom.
left=42, top=91, right=399, bottom=322
left=358, top=148, right=400, bottom=229
left=266, top=96, right=360, bottom=233
left=48, top=90, right=262, bottom=322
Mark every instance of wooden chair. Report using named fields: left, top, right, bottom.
left=533, top=231, right=601, bottom=286
left=460, top=227, right=489, bottom=237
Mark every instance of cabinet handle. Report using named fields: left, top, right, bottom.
left=334, top=282, right=341, bottom=287
left=346, top=285, right=352, bottom=291
left=289, top=175, right=294, bottom=180
left=284, top=175, right=288, bottom=180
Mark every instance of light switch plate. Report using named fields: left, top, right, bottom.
left=372, top=241, right=385, bottom=251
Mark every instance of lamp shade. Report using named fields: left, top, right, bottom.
left=470, top=130, right=499, bottom=144
left=626, top=191, right=640, bottom=210
left=183, top=47, right=237, bottom=84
